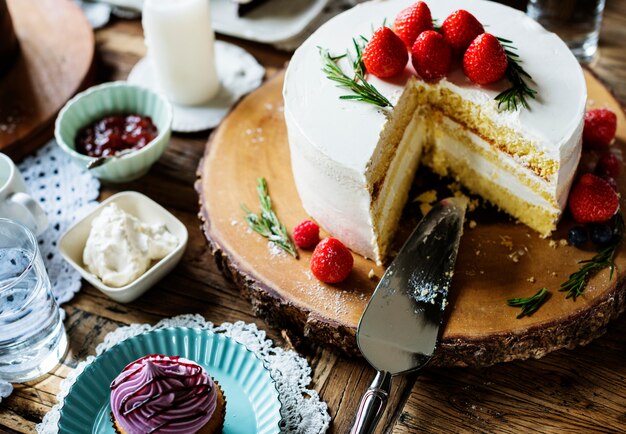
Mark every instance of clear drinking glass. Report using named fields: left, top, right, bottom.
left=527, top=0, right=606, bottom=63
left=0, top=218, right=67, bottom=383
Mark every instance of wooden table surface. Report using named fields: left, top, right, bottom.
left=2, top=1, right=626, bottom=433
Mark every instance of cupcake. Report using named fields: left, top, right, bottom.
left=110, top=354, right=226, bottom=434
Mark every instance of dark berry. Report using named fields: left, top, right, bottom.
left=568, top=226, right=588, bottom=246
left=596, top=152, right=622, bottom=178
left=590, top=223, right=614, bottom=246
left=601, top=175, right=619, bottom=191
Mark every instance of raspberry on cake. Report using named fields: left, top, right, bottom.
left=284, top=0, right=586, bottom=263
left=110, top=354, right=226, bottom=434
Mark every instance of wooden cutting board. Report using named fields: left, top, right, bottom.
left=196, top=69, right=626, bottom=367
left=0, top=0, right=94, bottom=160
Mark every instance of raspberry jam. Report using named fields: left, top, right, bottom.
left=75, top=114, right=158, bottom=158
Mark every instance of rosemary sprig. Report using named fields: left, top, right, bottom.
left=559, top=213, right=624, bottom=300
left=242, top=178, right=298, bottom=258
left=507, top=288, right=550, bottom=319
left=495, top=37, right=538, bottom=111
left=319, top=39, right=392, bottom=108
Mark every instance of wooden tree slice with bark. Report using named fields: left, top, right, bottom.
left=196, top=69, right=626, bottom=367
left=0, top=0, right=94, bottom=160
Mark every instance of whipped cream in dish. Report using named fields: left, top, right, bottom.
left=83, top=204, right=178, bottom=288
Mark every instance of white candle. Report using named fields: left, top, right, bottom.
left=142, top=0, right=219, bottom=106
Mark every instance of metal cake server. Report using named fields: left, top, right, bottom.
left=351, top=197, right=467, bottom=434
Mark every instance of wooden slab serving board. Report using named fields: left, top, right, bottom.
left=0, top=0, right=94, bottom=160
left=197, top=69, right=626, bottom=367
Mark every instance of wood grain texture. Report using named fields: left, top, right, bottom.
left=0, top=0, right=94, bottom=161
left=1, top=1, right=626, bottom=433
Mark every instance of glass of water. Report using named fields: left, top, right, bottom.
left=0, top=218, right=67, bottom=383
left=527, top=0, right=606, bottom=63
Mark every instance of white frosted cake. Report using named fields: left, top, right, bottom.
left=283, top=0, right=586, bottom=263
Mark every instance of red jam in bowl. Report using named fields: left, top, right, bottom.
left=75, top=114, right=158, bottom=158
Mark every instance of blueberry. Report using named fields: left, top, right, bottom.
left=568, top=226, right=588, bottom=246
left=590, top=224, right=614, bottom=246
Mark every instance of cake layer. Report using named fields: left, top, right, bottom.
left=284, top=0, right=586, bottom=262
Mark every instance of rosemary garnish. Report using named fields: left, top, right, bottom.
left=242, top=178, right=298, bottom=258
left=507, top=288, right=550, bottom=319
left=319, top=38, right=392, bottom=109
left=559, top=213, right=624, bottom=300
left=495, top=37, right=538, bottom=111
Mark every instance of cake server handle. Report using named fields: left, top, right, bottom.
left=350, top=371, right=392, bottom=434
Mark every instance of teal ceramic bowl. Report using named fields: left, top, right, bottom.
left=55, top=81, right=173, bottom=183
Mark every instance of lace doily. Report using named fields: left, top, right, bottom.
left=19, top=140, right=101, bottom=305
left=37, top=314, right=331, bottom=434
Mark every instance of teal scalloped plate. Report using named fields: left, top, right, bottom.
left=57, top=327, right=282, bottom=434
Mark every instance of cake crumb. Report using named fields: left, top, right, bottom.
left=414, top=189, right=438, bottom=204
left=469, top=220, right=477, bottom=229
left=368, top=269, right=376, bottom=280
left=467, top=198, right=480, bottom=212
left=527, top=276, right=536, bottom=283
left=447, top=181, right=462, bottom=192
left=500, top=235, right=513, bottom=250
left=551, top=271, right=557, bottom=277
left=419, top=202, right=433, bottom=216
left=559, top=239, right=568, bottom=246
left=549, top=240, right=558, bottom=248
left=475, top=250, right=481, bottom=256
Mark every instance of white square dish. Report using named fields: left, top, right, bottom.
left=59, top=191, right=188, bottom=303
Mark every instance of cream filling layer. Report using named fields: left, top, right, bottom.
left=370, top=108, right=425, bottom=262
left=433, top=117, right=559, bottom=210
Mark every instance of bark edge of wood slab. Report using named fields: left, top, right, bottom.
left=196, top=69, right=626, bottom=367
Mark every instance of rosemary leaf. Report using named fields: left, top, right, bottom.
left=494, top=37, right=537, bottom=111
left=242, top=178, right=298, bottom=258
left=507, top=288, right=550, bottom=319
left=319, top=41, right=392, bottom=109
left=559, top=213, right=624, bottom=300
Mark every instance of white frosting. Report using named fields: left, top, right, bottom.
left=284, top=0, right=585, bottom=259
left=83, top=204, right=178, bottom=287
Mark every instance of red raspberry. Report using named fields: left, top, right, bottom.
left=394, top=1, right=433, bottom=48
left=293, top=220, right=320, bottom=249
left=310, top=238, right=353, bottom=284
left=411, top=30, right=452, bottom=82
left=441, top=9, right=485, bottom=55
left=362, top=26, right=409, bottom=79
left=568, top=173, right=620, bottom=223
left=596, top=152, right=622, bottom=178
left=583, top=108, right=617, bottom=149
left=463, top=33, right=508, bottom=85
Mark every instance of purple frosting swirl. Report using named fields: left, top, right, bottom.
left=110, top=354, right=217, bottom=434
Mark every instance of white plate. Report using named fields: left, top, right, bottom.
left=211, top=0, right=330, bottom=43
left=127, top=41, right=264, bottom=133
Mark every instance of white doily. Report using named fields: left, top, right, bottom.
left=37, top=314, right=331, bottom=434
left=19, top=140, right=101, bottom=305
